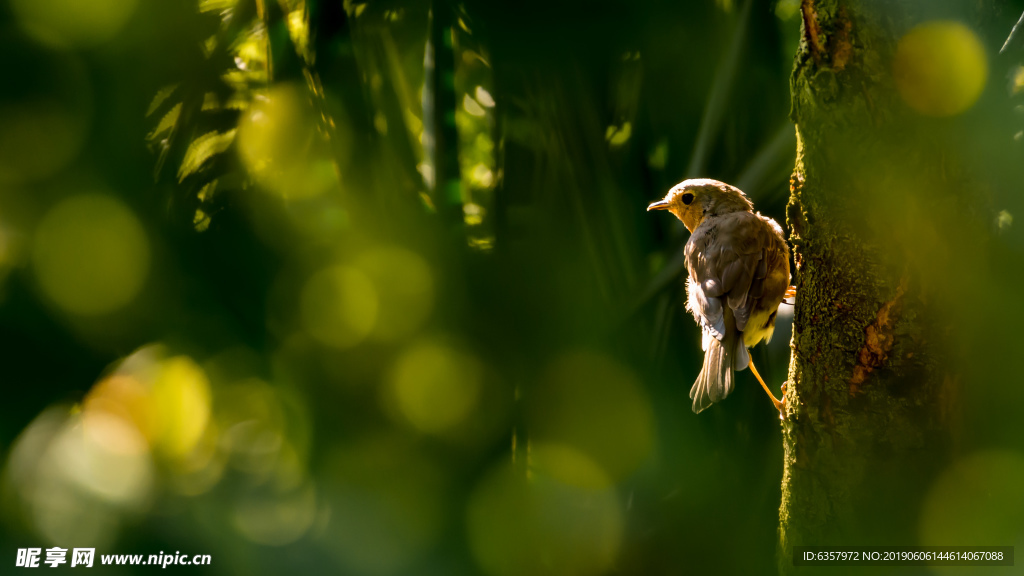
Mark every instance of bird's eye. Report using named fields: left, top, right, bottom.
left=682, top=193, right=694, bottom=205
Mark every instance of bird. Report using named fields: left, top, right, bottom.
left=647, top=178, right=793, bottom=416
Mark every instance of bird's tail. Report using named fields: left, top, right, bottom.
left=690, top=329, right=749, bottom=413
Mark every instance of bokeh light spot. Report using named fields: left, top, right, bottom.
left=54, top=414, right=152, bottom=506
left=239, top=85, right=306, bottom=174
left=321, top=436, right=447, bottom=575
left=467, top=452, right=622, bottom=576
left=33, top=194, right=149, bottom=316
left=0, top=37, right=91, bottom=185
left=83, top=374, right=155, bottom=453
left=530, top=443, right=612, bottom=490
left=0, top=103, right=86, bottom=184
left=355, top=247, right=434, bottom=341
left=301, top=266, right=378, bottom=349
left=475, top=86, right=495, bottom=108
left=4, top=407, right=153, bottom=547
left=528, top=351, right=655, bottom=482
left=390, top=341, right=482, bottom=435
left=151, top=356, right=212, bottom=458
left=83, top=346, right=213, bottom=462
left=238, top=83, right=336, bottom=199
left=920, top=450, right=1024, bottom=549
left=11, top=0, right=137, bottom=48
left=893, top=21, right=987, bottom=117
left=216, top=379, right=291, bottom=476
left=463, top=94, right=486, bottom=117
left=996, top=209, right=1013, bottom=232
left=233, top=481, right=318, bottom=546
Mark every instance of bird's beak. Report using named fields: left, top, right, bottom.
left=647, top=200, right=670, bottom=211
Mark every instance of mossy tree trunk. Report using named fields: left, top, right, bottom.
left=780, top=0, right=970, bottom=570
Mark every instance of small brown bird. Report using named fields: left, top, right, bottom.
left=648, top=179, right=793, bottom=415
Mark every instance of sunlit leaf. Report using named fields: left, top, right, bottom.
left=606, top=122, right=632, bottom=146
left=202, top=35, right=218, bottom=57
left=178, top=129, right=236, bottom=182
left=146, top=84, right=179, bottom=117
left=193, top=208, right=211, bottom=232
left=198, top=0, right=237, bottom=13
left=146, top=102, right=182, bottom=142
left=197, top=179, right=217, bottom=202
left=343, top=1, right=366, bottom=18
left=286, top=7, right=311, bottom=63
left=232, top=23, right=268, bottom=70
left=201, top=92, right=220, bottom=111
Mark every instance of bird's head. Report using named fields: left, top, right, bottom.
left=647, top=178, right=754, bottom=233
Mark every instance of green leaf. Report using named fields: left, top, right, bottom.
left=198, top=0, right=238, bottom=14
left=178, top=129, right=236, bottom=182
left=147, top=102, right=182, bottom=142
left=146, top=84, right=179, bottom=117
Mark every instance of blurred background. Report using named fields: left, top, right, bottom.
left=0, top=0, right=1022, bottom=574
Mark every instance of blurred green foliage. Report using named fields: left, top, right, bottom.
left=0, top=0, right=1023, bottom=575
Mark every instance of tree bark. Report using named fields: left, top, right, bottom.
left=780, top=0, right=967, bottom=570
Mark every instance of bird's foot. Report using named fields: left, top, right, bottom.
left=783, top=285, right=797, bottom=303
left=776, top=381, right=789, bottom=420
left=747, top=352, right=788, bottom=419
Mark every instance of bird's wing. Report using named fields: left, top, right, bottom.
left=685, top=211, right=770, bottom=335
left=687, top=274, right=725, bottom=345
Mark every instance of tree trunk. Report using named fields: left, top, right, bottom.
left=780, top=0, right=971, bottom=570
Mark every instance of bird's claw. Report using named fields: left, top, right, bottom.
left=777, top=381, right=789, bottom=420
left=781, top=286, right=798, bottom=306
